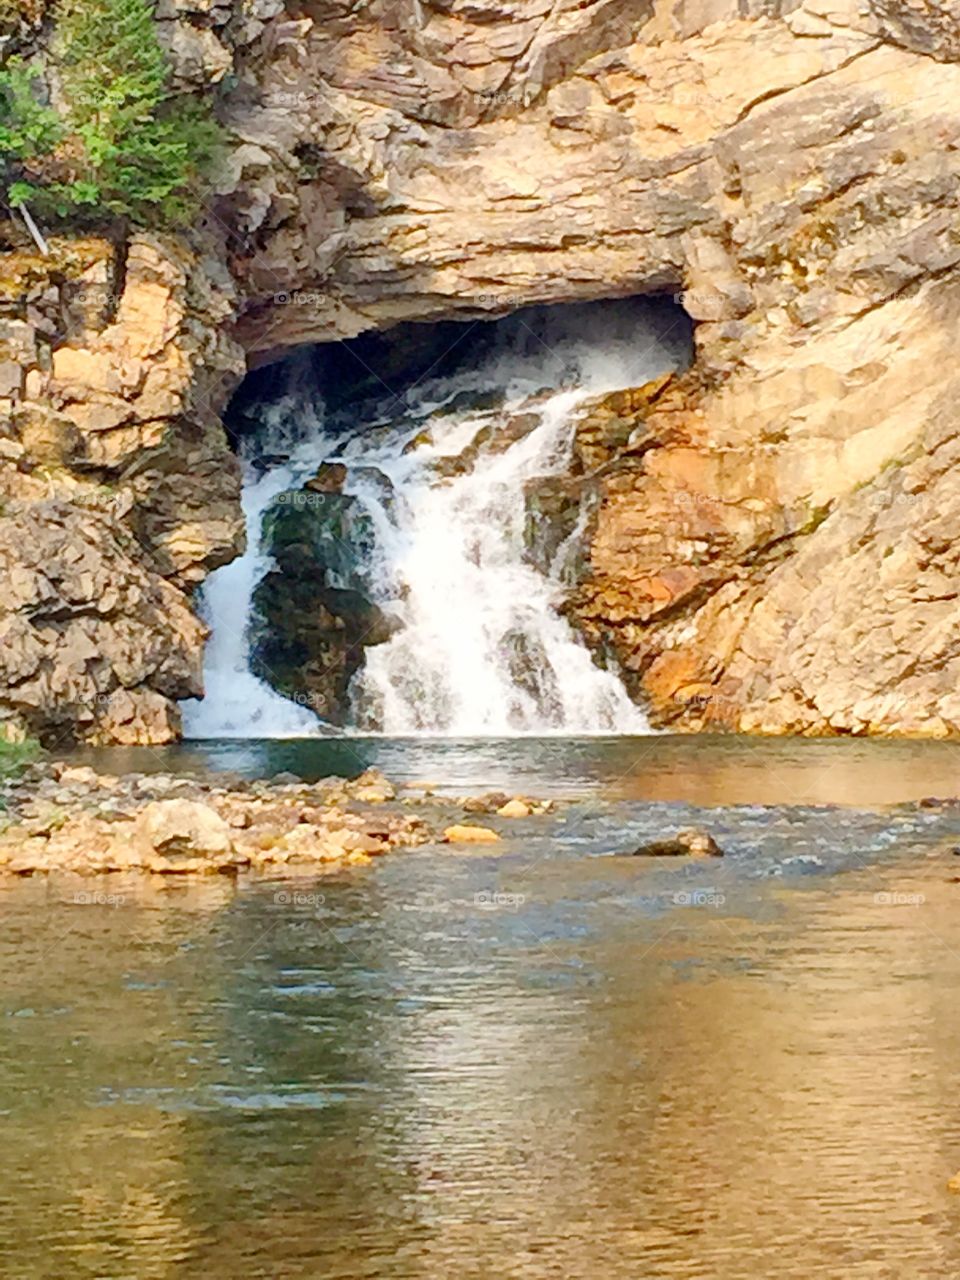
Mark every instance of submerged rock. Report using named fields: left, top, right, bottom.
left=626, top=829, right=724, bottom=858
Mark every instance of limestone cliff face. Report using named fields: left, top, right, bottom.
left=0, top=231, right=244, bottom=743
left=2, top=0, right=960, bottom=739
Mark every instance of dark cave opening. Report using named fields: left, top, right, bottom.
left=186, top=291, right=695, bottom=735
left=225, top=293, right=695, bottom=447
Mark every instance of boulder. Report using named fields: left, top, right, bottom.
left=250, top=490, right=398, bottom=722
left=134, top=799, right=236, bottom=872
left=349, top=769, right=396, bottom=803
left=626, top=829, right=723, bottom=858
left=497, top=799, right=531, bottom=818
left=443, top=824, right=501, bottom=844
left=260, top=490, right=374, bottom=588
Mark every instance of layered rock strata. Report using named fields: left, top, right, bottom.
left=0, top=232, right=244, bottom=743
left=3, top=0, right=960, bottom=737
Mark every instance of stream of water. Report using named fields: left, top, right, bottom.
left=182, top=302, right=690, bottom=739
left=6, top=737, right=960, bottom=1276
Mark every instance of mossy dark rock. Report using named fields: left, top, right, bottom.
left=250, top=574, right=399, bottom=724
left=252, top=484, right=399, bottom=722
left=261, top=490, right=374, bottom=591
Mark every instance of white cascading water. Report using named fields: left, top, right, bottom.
left=180, top=427, right=330, bottom=737
left=183, top=303, right=690, bottom=738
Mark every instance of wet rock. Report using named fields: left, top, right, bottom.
left=497, top=798, right=531, bottom=818
left=462, top=792, right=510, bottom=814
left=251, top=491, right=398, bottom=723
left=917, top=796, right=960, bottom=810
left=627, top=829, right=724, bottom=858
left=430, top=407, right=544, bottom=479
left=271, top=771, right=303, bottom=786
left=402, top=429, right=433, bottom=455
left=502, top=629, right=563, bottom=722
left=524, top=474, right=591, bottom=583
left=261, top=490, right=374, bottom=588
left=251, top=576, right=398, bottom=723
left=573, top=380, right=672, bottom=474
left=305, top=464, right=347, bottom=495
left=443, top=824, right=501, bottom=844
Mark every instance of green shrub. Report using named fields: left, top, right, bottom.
left=0, top=57, right=62, bottom=159
left=0, top=0, right=224, bottom=226
left=0, top=737, right=41, bottom=782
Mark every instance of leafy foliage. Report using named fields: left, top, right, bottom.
left=0, top=0, right=224, bottom=226
left=0, top=737, right=41, bottom=783
left=0, top=57, right=61, bottom=159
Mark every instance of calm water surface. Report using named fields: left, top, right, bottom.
left=6, top=738, right=960, bottom=1276
left=74, top=732, right=960, bottom=806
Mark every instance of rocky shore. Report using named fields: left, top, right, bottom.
left=0, top=762, right=553, bottom=877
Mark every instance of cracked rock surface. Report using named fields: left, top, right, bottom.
left=2, top=0, right=960, bottom=737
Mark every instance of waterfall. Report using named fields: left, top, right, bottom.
left=180, top=399, right=335, bottom=739
left=183, top=300, right=691, bottom=739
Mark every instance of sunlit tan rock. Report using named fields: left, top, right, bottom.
left=3, top=0, right=960, bottom=739
left=443, top=824, right=502, bottom=843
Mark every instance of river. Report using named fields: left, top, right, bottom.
left=4, top=736, right=960, bottom=1276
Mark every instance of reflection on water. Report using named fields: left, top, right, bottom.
left=73, top=733, right=960, bottom=807
left=3, top=793, right=960, bottom=1277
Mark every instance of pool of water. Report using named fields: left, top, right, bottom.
left=4, top=760, right=960, bottom=1276
left=71, top=732, right=960, bottom=807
